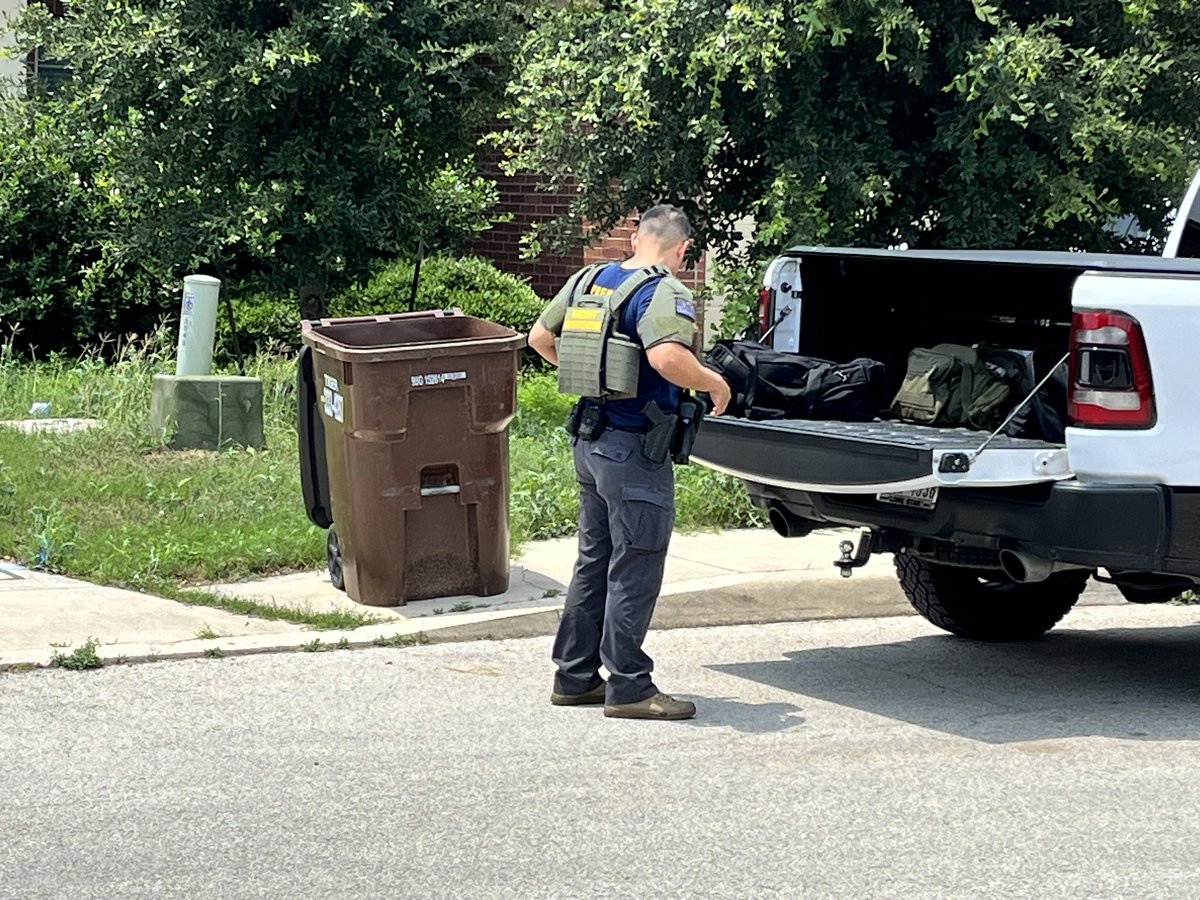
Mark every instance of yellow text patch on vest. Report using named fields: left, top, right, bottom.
left=563, top=307, right=605, bottom=333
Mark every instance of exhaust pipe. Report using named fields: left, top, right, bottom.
left=768, top=503, right=817, bottom=539
left=998, top=549, right=1088, bottom=584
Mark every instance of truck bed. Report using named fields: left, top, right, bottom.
left=759, top=247, right=1200, bottom=399
left=692, top=416, right=1067, bottom=493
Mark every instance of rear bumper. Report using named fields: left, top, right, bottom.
left=749, top=480, right=1200, bottom=577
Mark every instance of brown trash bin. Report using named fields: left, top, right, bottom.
left=300, top=310, right=526, bottom=606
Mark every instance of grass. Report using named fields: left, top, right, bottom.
left=167, top=585, right=378, bottom=630
left=298, top=637, right=353, bottom=651
left=372, top=632, right=429, bottom=648
left=0, top=331, right=762, bottom=625
left=0, top=332, right=321, bottom=583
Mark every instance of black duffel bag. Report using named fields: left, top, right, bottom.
left=705, top=340, right=886, bottom=422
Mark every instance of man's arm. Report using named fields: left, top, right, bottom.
left=528, top=321, right=558, bottom=366
left=528, top=270, right=581, bottom=367
left=646, top=342, right=731, bottom=415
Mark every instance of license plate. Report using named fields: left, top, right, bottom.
left=876, top=487, right=939, bottom=510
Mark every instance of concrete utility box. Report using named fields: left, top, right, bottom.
left=151, top=375, right=264, bottom=451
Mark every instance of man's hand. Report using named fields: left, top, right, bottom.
left=706, top=374, right=731, bottom=416
left=646, top=341, right=732, bottom=415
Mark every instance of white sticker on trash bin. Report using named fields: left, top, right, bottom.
left=412, top=371, right=467, bottom=387
left=321, top=381, right=344, bottom=423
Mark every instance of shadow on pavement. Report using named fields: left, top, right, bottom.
left=680, top=696, right=805, bottom=734
left=710, top=624, right=1200, bottom=744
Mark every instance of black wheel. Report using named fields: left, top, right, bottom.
left=895, top=553, right=1089, bottom=641
left=326, top=527, right=345, bottom=592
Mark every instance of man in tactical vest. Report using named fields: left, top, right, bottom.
left=527, top=204, right=732, bottom=720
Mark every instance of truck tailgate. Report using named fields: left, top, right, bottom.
left=692, top=417, right=1069, bottom=493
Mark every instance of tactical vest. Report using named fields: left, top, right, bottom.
left=557, top=263, right=670, bottom=399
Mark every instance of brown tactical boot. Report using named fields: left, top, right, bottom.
left=550, top=681, right=607, bottom=707
left=604, top=692, right=696, bottom=721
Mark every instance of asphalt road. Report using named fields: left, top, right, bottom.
left=6, top=604, right=1200, bottom=898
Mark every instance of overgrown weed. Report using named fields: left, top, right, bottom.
left=50, top=638, right=103, bottom=671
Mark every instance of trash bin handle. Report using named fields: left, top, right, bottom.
left=314, top=308, right=463, bottom=327
left=420, top=485, right=461, bottom=497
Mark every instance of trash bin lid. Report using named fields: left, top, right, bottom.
left=302, top=310, right=526, bottom=362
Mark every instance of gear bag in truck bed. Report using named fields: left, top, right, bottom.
left=890, top=343, right=1033, bottom=432
left=705, top=340, right=886, bottom=422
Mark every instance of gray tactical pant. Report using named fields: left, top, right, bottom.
left=552, top=428, right=676, bottom=705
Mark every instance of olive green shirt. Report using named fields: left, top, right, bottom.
left=537, top=264, right=697, bottom=349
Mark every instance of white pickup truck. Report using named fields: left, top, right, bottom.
left=694, top=168, right=1200, bottom=641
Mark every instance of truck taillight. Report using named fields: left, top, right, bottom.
left=758, top=288, right=772, bottom=337
left=1067, top=310, right=1156, bottom=429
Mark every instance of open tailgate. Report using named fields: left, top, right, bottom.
left=692, top=418, right=1070, bottom=494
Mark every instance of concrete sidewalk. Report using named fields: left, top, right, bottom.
left=0, top=528, right=1121, bottom=670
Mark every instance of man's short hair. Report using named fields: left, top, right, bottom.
left=637, top=204, right=693, bottom=247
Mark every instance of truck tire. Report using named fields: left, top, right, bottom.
left=895, top=553, right=1089, bottom=641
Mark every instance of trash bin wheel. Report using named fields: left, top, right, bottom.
left=327, top=527, right=345, bottom=591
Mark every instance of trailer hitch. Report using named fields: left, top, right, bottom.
left=835, top=531, right=874, bottom=578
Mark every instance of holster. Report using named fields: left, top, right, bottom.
left=641, top=401, right=678, bottom=464
left=671, top=393, right=706, bottom=464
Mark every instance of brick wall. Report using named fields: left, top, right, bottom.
left=582, top=217, right=707, bottom=291
left=470, top=171, right=585, bottom=298
left=472, top=168, right=707, bottom=298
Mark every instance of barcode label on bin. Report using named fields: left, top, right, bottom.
left=412, top=371, right=467, bottom=387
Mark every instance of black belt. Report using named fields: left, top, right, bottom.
left=606, top=422, right=650, bottom=434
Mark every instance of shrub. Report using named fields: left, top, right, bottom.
left=216, top=289, right=305, bottom=358
left=217, top=255, right=544, bottom=356
left=332, top=255, right=544, bottom=332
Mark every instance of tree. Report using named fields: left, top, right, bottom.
left=0, top=96, right=163, bottom=347
left=498, top=0, right=1200, bottom=264
left=17, top=0, right=521, bottom=316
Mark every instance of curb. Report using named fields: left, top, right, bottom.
left=0, top=573, right=909, bottom=672
left=1, top=575, right=1125, bottom=674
